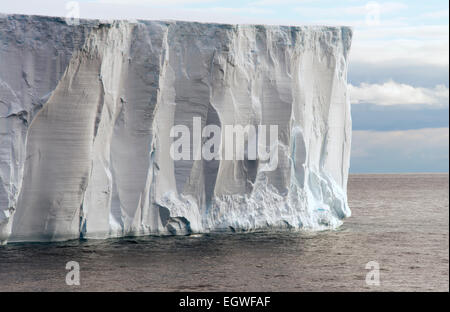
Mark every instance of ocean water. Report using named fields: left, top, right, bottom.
left=0, top=173, right=448, bottom=291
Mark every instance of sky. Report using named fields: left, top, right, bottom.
left=0, top=0, right=448, bottom=173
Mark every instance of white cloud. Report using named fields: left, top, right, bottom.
left=349, top=24, right=449, bottom=68
left=349, top=81, right=449, bottom=107
left=421, top=9, right=449, bottom=19
left=355, top=25, right=449, bottom=41
left=294, top=2, right=407, bottom=18
left=350, top=38, right=449, bottom=67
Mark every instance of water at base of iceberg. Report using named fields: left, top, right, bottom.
left=0, top=174, right=447, bottom=292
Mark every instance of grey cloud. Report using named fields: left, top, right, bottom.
left=348, top=62, right=449, bottom=88
left=351, top=103, right=449, bottom=131
left=350, top=128, right=449, bottom=173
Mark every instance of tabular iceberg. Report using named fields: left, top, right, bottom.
left=0, top=14, right=352, bottom=244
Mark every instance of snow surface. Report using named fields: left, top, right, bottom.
left=0, top=14, right=352, bottom=243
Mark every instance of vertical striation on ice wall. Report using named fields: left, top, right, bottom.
left=0, top=14, right=352, bottom=244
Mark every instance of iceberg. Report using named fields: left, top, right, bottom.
left=0, top=14, right=352, bottom=244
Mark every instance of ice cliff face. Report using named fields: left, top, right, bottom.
left=0, top=14, right=352, bottom=243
